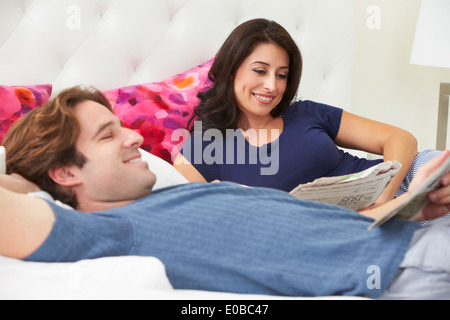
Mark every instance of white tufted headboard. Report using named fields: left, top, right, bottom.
left=0, top=1, right=373, bottom=301
left=0, top=0, right=355, bottom=110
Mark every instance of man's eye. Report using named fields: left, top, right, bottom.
left=100, top=134, right=113, bottom=141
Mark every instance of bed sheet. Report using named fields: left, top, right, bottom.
left=0, top=254, right=367, bottom=300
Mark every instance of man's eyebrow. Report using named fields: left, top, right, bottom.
left=92, top=121, right=115, bottom=140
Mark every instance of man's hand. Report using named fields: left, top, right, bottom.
left=0, top=173, right=41, bottom=194
left=409, top=150, right=450, bottom=222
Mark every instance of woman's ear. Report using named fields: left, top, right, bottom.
left=47, top=166, right=81, bottom=187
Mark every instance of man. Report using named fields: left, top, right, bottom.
left=1, top=86, right=450, bottom=299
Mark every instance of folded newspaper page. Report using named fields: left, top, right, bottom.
left=368, top=154, right=450, bottom=230
left=289, top=161, right=401, bottom=211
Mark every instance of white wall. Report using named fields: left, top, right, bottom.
left=353, top=0, right=450, bottom=151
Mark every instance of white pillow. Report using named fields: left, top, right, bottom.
left=0, top=146, right=5, bottom=175
left=0, top=255, right=173, bottom=299
left=138, top=148, right=188, bottom=190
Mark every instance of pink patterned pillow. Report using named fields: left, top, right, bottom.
left=0, top=84, right=53, bottom=143
left=104, top=58, right=213, bottom=164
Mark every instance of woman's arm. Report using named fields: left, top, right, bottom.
left=0, top=175, right=55, bottom=259
left=335, top=111, right=418, bottom=205
left=172, top=153, right=208, bottom=183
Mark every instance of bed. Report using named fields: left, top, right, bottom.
left=0, top=0, right=364, bottom=300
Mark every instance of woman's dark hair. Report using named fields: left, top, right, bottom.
left=188, top=19, right=302, bottom=132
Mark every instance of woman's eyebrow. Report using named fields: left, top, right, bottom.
left=251, top=61, right=270, bottom=66
left=251, top=61, right=289, bottom=69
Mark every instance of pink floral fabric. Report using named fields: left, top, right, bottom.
left=104, top=58, right=213, bottom=164
left=0, top=84, right=52, bottom=143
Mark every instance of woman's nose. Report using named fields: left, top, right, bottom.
left=263, top=74, right=276, bottom=91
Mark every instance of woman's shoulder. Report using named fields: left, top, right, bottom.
left=284, top=100, right=342, bottom=118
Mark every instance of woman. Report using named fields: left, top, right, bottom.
left=173, top=19, right=441, bottom=208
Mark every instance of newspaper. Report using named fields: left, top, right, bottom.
left=368, top=154, right=450, bottom=230
left=289, top=161, right=401, bottom=211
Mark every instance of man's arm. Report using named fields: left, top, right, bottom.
left=0, top=173, right=42, bottom=194
left=361, top=150, right=450, bottom=223
left=0, top=177, right=55, bottom=259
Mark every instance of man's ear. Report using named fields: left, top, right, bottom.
left=47, top=166, right=81, bottom=187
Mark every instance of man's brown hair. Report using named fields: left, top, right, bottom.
left=2, top=86, right=113, bottom=207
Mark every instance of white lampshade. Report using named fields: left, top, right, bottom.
left=410, top=0, right=450, bottom=69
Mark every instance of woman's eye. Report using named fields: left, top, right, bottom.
left=277, top=73, right=288, bottom=80
left=253, top=69, right=266, bottom=75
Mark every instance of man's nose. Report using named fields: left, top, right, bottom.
left=123, top=127, right=144, bottom=148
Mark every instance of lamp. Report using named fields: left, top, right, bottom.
left=410, top=0, right=450, bottom=150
